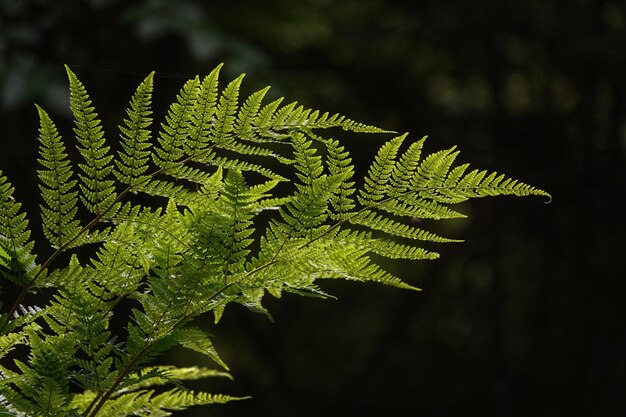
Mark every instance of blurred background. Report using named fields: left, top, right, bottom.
left=0, top=0, right=624, bottom=416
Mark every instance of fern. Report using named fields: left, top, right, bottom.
left=0, top=64, right=549, bottom=416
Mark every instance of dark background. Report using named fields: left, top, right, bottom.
left=1, top=1, right=623, bottom=416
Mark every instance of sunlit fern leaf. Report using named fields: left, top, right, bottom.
left=254, top=97, right=285, bottom=139
left=0, top=237, right=9, bottom=268
left=219, top=85, right=279, bottom=157
left=323, top=248, right=421, bottom=291
left=284, top=236, right=421, bottom=291
left=349, top=209, right=462, bottom=243
left=292, top=132, right=323, bottom=186
left=149, top=389, right=249, bottom=410
left=272, top=101, right=299, bottom=128
left=322, top=137, right=356, bottom=220
left=411, top=147, right=460, bottom=198
left=66, top=65, right=117, bottom=216
left=35, top=105, right=81, bottom=249
left=0, top=322, right=39, bottom=357
left=206, top=155, right=285, bottom=181
left=44, top=263, right=117, bottom=394
left=390, top=136, right=426, bottom=193
left=454, top=168, right=549, bottom=200
left=211, top=74, right=245, bottom=147
left=78, top=388, right=246, bottom=417
left=235, top=86, right=271, bottom=141
left=341, top=118, right=396, bottom=134
left=153, top=77, right=200, bottom=171
left=359, top=133, right=407, bottom=204
left=10, top=333, right=76, bottom=416
left=186, top=64, right=222, bottom=160
left=118, top=366, right=231, bottom=395
left=217, top=169, right=256, bottom=276
left=377, top=195, right=467, bottom=220
left=280, top=173, right=347, bottom=236
left=173, top=327, right=229, bottom=370
left=0, top=173, right=36, bottom=286
left=367, top=238, right=440, bottom=260
left=115, top=71, right=155, bottom=190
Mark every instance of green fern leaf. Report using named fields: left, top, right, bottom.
left=254, top=97, right=285, bottom=138
left=66, top=65, right=117, bottom=216
left=292, top=132, right=323, bottom=186
left=350, top=209, right=462, bottom=243
left=390, top=136, right=426, bottom=192
left=148, top=389, right=249, bottom=410
left=359, top=133, right=407, bottom=203
left=235, top=86, right=271, bottom=140
left=115, top=71, right=155, bottom=190
left=36, top=105, right=81, bottom=248
left=174, top=327, right=229, bottom=370
left=0, top=238, right=9, bottom=268
left=153, top=76, right=200, bottom=171
left=324, top=137, right=356, bottom=220
left=211, top=73, right=245, bottom=147
left=186, top=64, right=222, bottom=160
left=0, top=172, right=37, bottom=286
left=280, top=173, right=347, bottom=235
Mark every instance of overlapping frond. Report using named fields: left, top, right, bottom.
left=0, top=64, right=549, bottom=416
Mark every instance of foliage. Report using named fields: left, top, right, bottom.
left=0, top=64, right=548, bottom=416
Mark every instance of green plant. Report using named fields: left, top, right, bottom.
left=0, top=64, right=549, bottom=416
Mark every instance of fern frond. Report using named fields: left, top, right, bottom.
left=377, top=194, right=467, bottom=220
left=115, top=71, right=155, bottom=190
left=448, top=168, right=551, bottom=200
left=320, top=243, right=420, bottom=290
left=174, top=327, right=229, bottom=370
left=36, top=105, right=81, bottom=249
left=0, top=243, right=8, bottom=268
left=153, top=77, right=200, bottom=171
left=350, top=209, right=462, bottom=243
left=148, top=389, right=249, bottom=410
left=210, top=73, right=245, bottom=148
left=368, top=238, right=439, bottom=260
left=8, top=333, right=76, bottom=416
left=119, top=366, right=231, bottom=394
left=0, top=172, right=36, bottom=286
left=292, top=132, right=323, bottom=186
left=359, top=133, right=407, bottom=203
left=66, top=65, right=117, bottom=216
left=0, top=322, right=39, bottom=356
left=280, top=173, right=346, bottom=236
left=206, top=155, right=285, bottom=181
left=235, top=86, right=271, bottom=140
left=341, top=117, right=394, bottom=133
left=324, top=137, right=356, bottom=220
left=390, top=136, right=426, bottom=192
left=186, top=64, right=222, bottom=160
left=254, top=97, right=285, bottom=138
